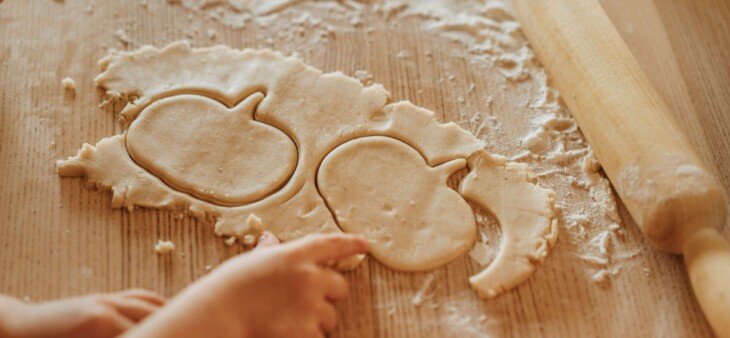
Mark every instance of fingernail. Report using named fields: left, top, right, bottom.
left=259, top=232, right=268, bottom=241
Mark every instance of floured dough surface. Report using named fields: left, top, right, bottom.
left=57, top=41, right=558, bottom=297
left=318, top=136, right=475, bottom=271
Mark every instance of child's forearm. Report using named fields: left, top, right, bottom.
left=123, top=276, right=246, bottom=338
left=0, top=295, right=25, bottom=338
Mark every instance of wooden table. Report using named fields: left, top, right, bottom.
left=1, top=0, right=728, bottom=337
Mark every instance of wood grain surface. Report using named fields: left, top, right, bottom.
left=1, top=1, right=728, bottom=337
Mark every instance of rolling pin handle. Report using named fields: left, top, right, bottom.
left=684, top=228, right=730, bottom=338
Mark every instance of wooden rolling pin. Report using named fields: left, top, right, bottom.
left=512, top=0, right=730, bottom=336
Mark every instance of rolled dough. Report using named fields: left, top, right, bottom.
left=57, top=41, right=558, bottom=297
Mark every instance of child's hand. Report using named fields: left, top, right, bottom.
left=0, top=289, right=164, bottom=338
left=126, top=232, right=369, bottom=338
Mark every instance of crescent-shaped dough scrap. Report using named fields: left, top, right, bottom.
left=459, top=151, right=559, bottom=298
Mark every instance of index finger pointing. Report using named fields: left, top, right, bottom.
left=288, top=233, right=369, bottom=263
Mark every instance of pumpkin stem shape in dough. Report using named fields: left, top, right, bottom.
left=459, top=151, right=559, bottom=299
left=317, top=136, right=477, bottom=271
left=125, top=93, right=298, bottom=206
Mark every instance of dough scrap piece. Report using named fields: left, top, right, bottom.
left=318, top=136, right=476, bottom=271
left=126, top=93, right=297, bottom=206
left=58, top=41, right=485, bottom=271
left=155, top=240, right=175, bottom=254
left=459, top=151, right=559, bottom=298
left=62, top=77, right=76, bottom=92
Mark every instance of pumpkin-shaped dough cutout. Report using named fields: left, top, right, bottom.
left=317, top=136, right=476, bottom=271
left=126, top=93, right=298, bottom=206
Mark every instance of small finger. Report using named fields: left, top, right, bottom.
left=318, top=302, right=338, bottom=333
left=320, top=268, right=349, bottom=302
left=102, top=308, right=135, bottom=336
left=104, top=296, right=160, bottom=322
left=254, top=231, right=280, bottom=250
left=118, top=289, right=166, bottom=306
left=288, top=233, right=369, bottom=263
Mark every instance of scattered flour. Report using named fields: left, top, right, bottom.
left=468, top=242, right=495, bottom=266
left=395, top=50, right=412, bottom=59
left=206, top=28, right=218, bottom=40
left=242, top=234, right=257, bottom=246
left=80, top=266, right=94, bottom=278
left=114, top=28, right=132, bottom=46
left=354, top=69, right=374, bottom=85
left=154, top=240, right=175, bottom=254
left=411, top=273, right=436, bottom=306
left=224, top=236, right=237, bottom=246
left=61, top=77, right=76, bottom=92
